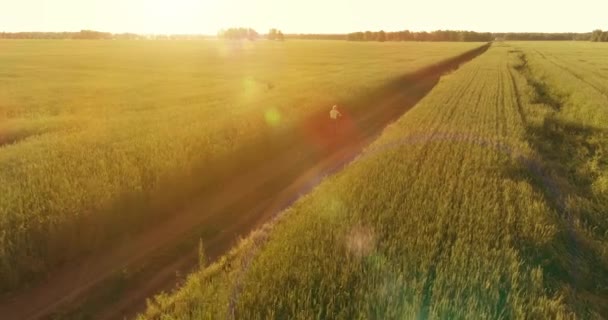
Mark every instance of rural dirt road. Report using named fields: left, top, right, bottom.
left=0, top=43, right=489, bottom=320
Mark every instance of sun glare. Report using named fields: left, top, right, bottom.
left=140, top=0, right=220, bottom=34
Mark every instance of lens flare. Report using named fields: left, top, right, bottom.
left=264, top=108, right=281, bottom=127
left=345, top=225, right=376, bottom=258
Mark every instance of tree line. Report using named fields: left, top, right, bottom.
left=285, top=34, right=346, bottom=40
left=494, top=32, right=591, bottom=41
left=0, top=30, right=113, bottom=39
left=591, top=29, right=608, bottom=42
left=344, top=30, right=603, bottom=42
left=217, top=28, right=259, bottom=40
left=347, top=30, right=493, bottom=42
left=1, top=28, right=606, bottom=42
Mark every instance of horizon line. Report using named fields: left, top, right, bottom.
left=0, top=29, right=596, bottom=36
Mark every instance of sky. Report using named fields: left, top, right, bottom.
left=2, top=0, right=607, bottom=34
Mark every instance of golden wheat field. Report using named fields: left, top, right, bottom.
left=0, top=40, right=482, bottom=292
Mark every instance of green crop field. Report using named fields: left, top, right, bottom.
left=0, top=40, right=482, bottom=292
left=139, top=43, right=608, bottom=319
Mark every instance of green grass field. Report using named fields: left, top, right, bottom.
left=0, top=40, right=482, bottom=292
left=138, top=42, right=608, bottom=319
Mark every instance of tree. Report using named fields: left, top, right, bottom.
left=591, top=29, right=603, bottom=42
left=416, top=31, right=429, bottom=41
left=218, top=28, right=259, bottom=40
left=247, top=28, right=258, bottom=40
left=347, top=32, right=364, bottom=41
left=268, top=28, right=278, bottom=40
left=268, top=29, right=284, bottom=41
left=71, top=30, right=112, bottom=40
left=377, top=30, right=386, bottom=42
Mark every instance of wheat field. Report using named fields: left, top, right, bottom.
left=139, top=42, right=608, bottom=319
